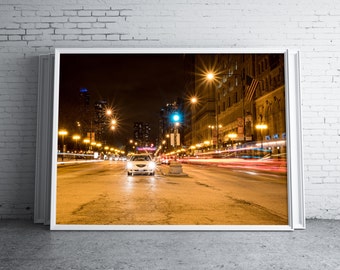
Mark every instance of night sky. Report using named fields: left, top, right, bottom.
left=58, top=53, right=193, bottom=147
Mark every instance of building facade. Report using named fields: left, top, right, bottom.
left=184, top=53, right=285, bottom=156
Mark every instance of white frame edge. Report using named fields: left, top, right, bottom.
left=50, top=48, right=305, bottom=231
left=50, top=51, right=61, bottom=228
left=286, top=50, right=306, bottom=229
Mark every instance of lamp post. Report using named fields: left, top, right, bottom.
left=83, top=138, right=90, bottom=152
left=105, top=108, right=119, bottom=146
left=110, top=119, right=117, bottom=130
left=58, top=130, right=68, bottom=161
left=208, top=125, right=214, bottom=147
left=58, top=130, right=68, bottom=152
left=228, top=133, right=237, bottom=149
left=206, top=72, right=220, bottom=150
left=255, top=124, right=268, bottom=149
left=91, top=141, right=96, bottom=151
left=72, top=135, right=81, bottom=151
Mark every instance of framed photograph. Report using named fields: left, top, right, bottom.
left=49, top=48, right=304, bottom=230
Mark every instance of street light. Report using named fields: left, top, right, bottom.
left=58, top=130, right=68, bottom=152
left=91, top=141, right=97, bottom=149
left=228, top=133, right=237, bottom=149
left=83, top=138, right=90, bottom=151
left=205, top=71, right=220, bottom=150
left=106, top=109, right=112, bottom=116
left=72, top=135, right=81, bottom=151
left=208, top=125, right=214, bottom=146
left=58, top=129, right=68, bottom=161
left=255, top=124, right=268, bottom=149
left=190, top=96, right=198, bottom=104
left=206, top=72, right=215, bottom=81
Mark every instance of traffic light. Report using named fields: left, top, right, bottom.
left=170, top=112, right=181, bottom=123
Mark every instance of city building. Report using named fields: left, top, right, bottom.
left=184, top=53, right=285, bottom=156
left=94, top=100, right=108, bottom=143
left=133, top=122, right=151, bottom=147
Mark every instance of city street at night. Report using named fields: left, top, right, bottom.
left=56, top=160, right=288, bottom=226
left=54, top=52, right=289, bottom=227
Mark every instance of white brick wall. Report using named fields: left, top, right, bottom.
left=0, top=0, right=339, bottom=219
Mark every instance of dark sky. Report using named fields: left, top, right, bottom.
left=58, top=53, right=193, bottom=147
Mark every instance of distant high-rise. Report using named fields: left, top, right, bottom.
left=94, top=100, right=108, bottom=143
left=134, top=122, right=151, bottom=147
left=79, top=88, right=91, bottom=138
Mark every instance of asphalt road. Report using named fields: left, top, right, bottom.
left=55, top=160, right=288, bottom=226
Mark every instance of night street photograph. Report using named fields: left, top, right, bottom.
left=54, top=51, right=288, bottom=226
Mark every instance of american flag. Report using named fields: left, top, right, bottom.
left=244, top=75, right=259, bottom=103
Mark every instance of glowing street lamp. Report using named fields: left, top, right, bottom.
left=205, top=71, right=220, bottom=150
left=72, top=135, right=80, bottom=140
left=206, top=72, right=215, bottom=81
left=83, top=138, right=90, bottom=151
left=106, top=109, right=112, bottom=116
left=91, top=141, right=97, bottom=148
left=190, top=96, right=198, bottom=104
left=228, top=133, right=237, bottom=149
left=72, top=135, right=81, bottom=151
left=255, top=124, right=268, bottom=149
left=208, top=125, right=214, bottom=146
left=58, top=130, right=68, bottom=136
left=58, top=130, right=68, bottom=152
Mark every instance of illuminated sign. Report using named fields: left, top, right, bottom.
left=137, top=147, right=157, bottom=151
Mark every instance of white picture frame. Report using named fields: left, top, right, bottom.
left=48, top=48, right=304, bottom=230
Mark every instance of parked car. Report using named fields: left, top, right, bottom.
left=126, top=154, right=156, bottom=176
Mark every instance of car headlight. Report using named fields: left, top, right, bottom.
left=126, top=162, right=133, bottom=170
left=148, top=162, right=156, bottom=170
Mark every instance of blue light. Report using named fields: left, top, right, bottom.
left=80, top=88, right=88, bottom=93
left=171, top=112, right=181, bottom=123
left=173, top=114, right=180, bottom=122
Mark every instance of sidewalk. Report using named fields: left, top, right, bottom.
left=0, top=219, right=339, bottom=269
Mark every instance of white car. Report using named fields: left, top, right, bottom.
left=126, top=154, right=156, bottom=176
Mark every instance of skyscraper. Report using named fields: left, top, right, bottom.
left=133, top=122, right=151, bottom=147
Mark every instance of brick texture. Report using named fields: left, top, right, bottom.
left=0, top=0, right=339, bottom=219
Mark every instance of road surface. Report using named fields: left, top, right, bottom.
left=55, top=160, right=288, bottom=225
